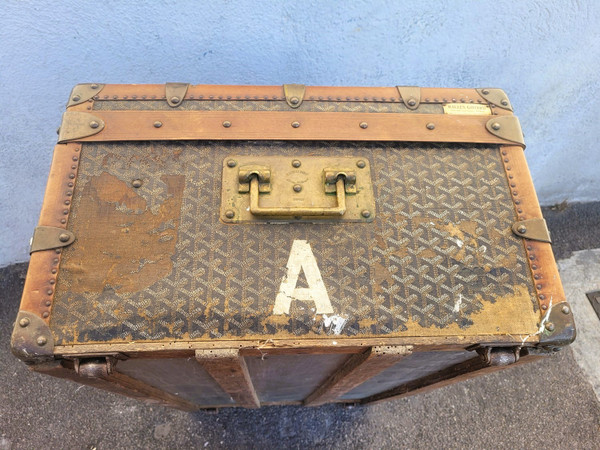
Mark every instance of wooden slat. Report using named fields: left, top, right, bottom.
left=195, top=349, right=260, bottom=408
left=304, top=345, right=411, bottom=406
left=59, top=110, right=519, bottom=145
left=360, top=352, right=542, bottom=405
left=33, top=360, right=199, bottom=411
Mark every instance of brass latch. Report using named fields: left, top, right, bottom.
left=221, top=156, right=375, bottom=223
left=30, top=226, right=76, bottom=253
left=512, top=218, right=551, bottom=243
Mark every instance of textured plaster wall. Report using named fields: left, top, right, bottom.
left=1, top=1, right=599, bottom=265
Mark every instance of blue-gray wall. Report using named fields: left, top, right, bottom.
left=1, top=1, right=599, bottom=265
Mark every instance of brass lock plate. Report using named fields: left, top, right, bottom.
left=221, top=156, right=375, bottom=223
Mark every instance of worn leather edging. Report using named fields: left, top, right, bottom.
left=12, top=142, right=83, bottom=362
left=499, top=146, right=575, bottom=347
left=57, top=110, right=523, bottom=147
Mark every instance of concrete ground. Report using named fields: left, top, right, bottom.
left=1, top=202, right=599, bottom=449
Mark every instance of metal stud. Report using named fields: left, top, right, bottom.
left=291, top=121, right=300, bottom=128
left=292, top=160, right=301, bottom=168
left=482, top=89, right=490, bottom=95
left=46, top=289, right=53, bottom=295
left=227, top=159, right=237, bottom=168
left=225, top=210, right=235, bottom=219
left=89, top=121, right=99, bottom=129
left=361, top=210, right=371, bottom=218
left=356, top=160, right=366, bottom=168
left=132, top=179, right=143, bottom=188
left=37, top=336, right=47, bottom=346
left=407, top=98, right=417, bottom=107
left=562, top=305, right=570, bottom=315
left=72, top=95, right=81, bottom=102
left=19, top=318, right=30, bottom=328
left=426, top=123, right=435, bottom=130
left=501, top=99, right=508, bottom=106
left=153, top=121, right=163, bottom=128
left=222, top=121, right=232, bottom=128
left=290, top=97, right=299, bottom=105
left=545, top=322, right=555, bottom=332
left=293, top=184, right=302, bottom=193
left=491, top=122, right=501, bottom=131
left=45, top=301, right=51, bottom=306
left=42, top=312, right=49, bottom=318
left=170, top=96, right=180, bottom=104
left=58, top=233, right=70, bottom=242
left=90, top=84, right=99, bottom=89
left=517, top=225, right=527, bottom=234
left=359, top=122, right=368, bottom=129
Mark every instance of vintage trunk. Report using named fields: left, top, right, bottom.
left=11, top=83, right=575, bottom=410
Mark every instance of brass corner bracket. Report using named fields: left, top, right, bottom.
left=11, top=311, right=55, bottom=363
left=486, top=116, right=525, bottom=147
left=539, top=302, right=576, bottom=348
left=67, top=83, right=105, bottom=107
left=30, top=226, right=76, bottom=254
left=476, top=88, right=513, bottom=111
left=512, top=218, right=551, bottom=243
left=283, top=84, right=306, bottom=108
left=57, top=111, right=105, bottom=143
left=166, top=82, right=189, bottom=107
left=396, top=86, right=421, bottom=110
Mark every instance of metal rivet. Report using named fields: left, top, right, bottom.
left=482, top=89, right=490, bottom=95
left=356, top=160, right=366, bottom=168
left=292, top=160, right=301, bottom=168
left=60, top=219, right=66, bottom=224
left=222, top=121, right=232, bottom=128
left=153, top=121, right=162, bottom=128
left=72, top=95, right=81, bottom=102
left=534, top=274, right=540, bottom=280
left=532, top=265, right=538, bottom=270
left=510, top=183, right=516, bottom=187
left=291, top=121, right=300, bottom=128
left=46, top=289, right=53, bottom=295
left=545, top=322, right=555, bottom=332
left=491, top=122, right=501, bottom=131
left=58, top=233, right=70, bottom=242
left=89, top=121, right=99, bottom=129
left=361, top=210, right=371, bottom=218
left=49, top=279, right=55, bottom=285
left=227, top=159, right=237, bottom=168
left=51, top=269, right=57, bottom=274
left=536, top=284, right=542, bottom=290
left=225, top=210, right=235, bottom=219
left=290, top=97, right=299, bottom=105
left=45, top=301, right=51, bottom=306
left=541, top=304, right=548, bottom=310
left=132, top=179, right=143, bottom=188
left=19, top=318, right=30, bottom=328
left=55, top=249, right=61, bottom=254
left=170, top=96, right=180, bottom=104
left=501, top=99, right=508, bottom=106
left=527, top=246, right=532, bottom=251
left=63, top=210, right=69, bottom=215
left=64, top=200, right=71, bottom=205
left=426, top=123, right=435, bottom=130
left=71, top=165, right=77, bottom=169
left=407, top=98, right=417, bottom=107
left=517, top=225, right=527, bottom=234
left=562, top=305, right=570, bottom=314
left=90, top=83, right=99, bottom=89
left=293, top=184, right=302, bottom=193
left=68, top=182, right=74, bottom=187
left=69, top=174, right=75, bottom=179
left=42, top=312, right=49, bottom=318
left=37, top=336, right=47, bottom=346
left=359, top=122, right=368, bottom=129
left=502, top=151, right=507, bottom=155
left=539, top=294, right=545, bottom=300
left=529, top=255, right=535, bottom=260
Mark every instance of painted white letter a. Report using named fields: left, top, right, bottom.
left=273, top=240, right=333, bottom=315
